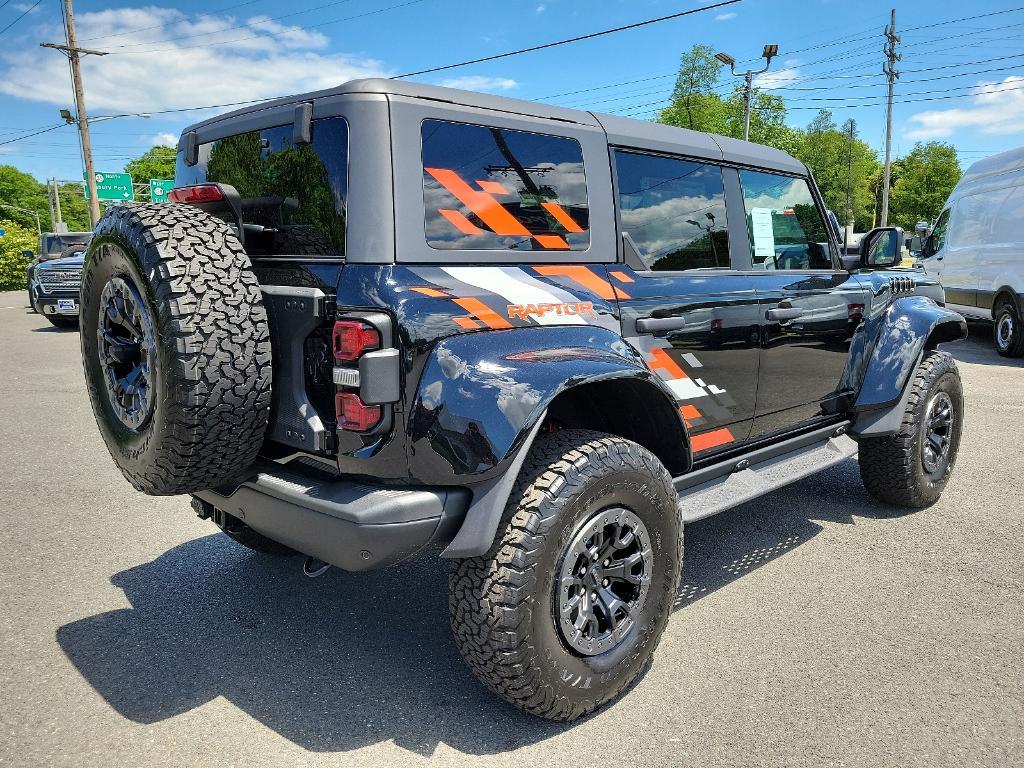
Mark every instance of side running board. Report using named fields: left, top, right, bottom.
left=676, top=425, right=858, bottom=525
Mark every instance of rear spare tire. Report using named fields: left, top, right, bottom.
left=80, top=203, right=272, bottom=495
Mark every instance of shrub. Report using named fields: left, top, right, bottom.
left=0, top=219, right=35, bottom=291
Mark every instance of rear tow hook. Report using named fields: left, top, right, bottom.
left=303, top=556, right=332, bottom=578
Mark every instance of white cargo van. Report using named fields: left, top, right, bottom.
left=919, top=146, right=1024, bottom=357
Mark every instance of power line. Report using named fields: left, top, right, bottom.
left=107, top=0, right=430, bottom=55
left=77, top=0, right=266, bottom=43
left=392, top=0, right=743, bottom=79
left=0, top=0, right=42, bottom=36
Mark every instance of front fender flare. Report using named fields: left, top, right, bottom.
left=849, top=296, right=966, bottom=436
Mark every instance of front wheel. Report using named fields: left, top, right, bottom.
left=993, top=297, right=1024, bottom=357
left=858, top=350, right=963, bottom=508
left=449, top=430, right=682, bottom=721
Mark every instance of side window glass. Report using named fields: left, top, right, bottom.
left=739, top=170, right=833, bottom=270
left=613, top=150, right=729, bottom=271
left=200, top=117, right=348, bottom=257
left=930, top=208, right=951, bottom=254
left=421, top=119, right=589, bottom=251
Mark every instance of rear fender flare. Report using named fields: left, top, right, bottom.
left=404, top=325, right=689, bottom=558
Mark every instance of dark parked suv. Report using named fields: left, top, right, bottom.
left=78, top=80, right=966, bottom=720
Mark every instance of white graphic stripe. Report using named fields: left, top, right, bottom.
left=440, top=267, right=586, bottom=325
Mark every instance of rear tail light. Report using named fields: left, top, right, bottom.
left=335, top=392, right=381, bottom=432
left=167, top=184, right=225, bottom=204
left=333, top=320, right=380, bottom=362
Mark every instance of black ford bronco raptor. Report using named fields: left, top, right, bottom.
left=79, top=80, right=967, bottom=721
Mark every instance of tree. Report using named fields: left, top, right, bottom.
left=888, top=142, right=961, bottom=230
left=793, top=114, right=880, bottom=231
left=669, top=45, right=725, bottom=132
left=0, top=165, right=91, bottom=233
left=0, top=218, right=36, bottom=290
left=125, top=145, right=177, bottom=187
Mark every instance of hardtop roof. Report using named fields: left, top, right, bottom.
left=181, top=78, right=807, bottom=176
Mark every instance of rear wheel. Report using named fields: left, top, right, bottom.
left=449, top=429, right=681, bottom=721
left=80, top=203, right=272, bottom=495
left=993, top=297, right=1024, bottom=357
left=858, top=350, right=963, bottom=508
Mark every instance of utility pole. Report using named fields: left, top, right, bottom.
left=53, top=180, right=64, bottom=229
left=46, top=179, right=56, bottom=230
left=880, top=8, right=900, bottom=226
left=844, top=119, right=856, bottom=253
left=41, top=0, right=108, bottom=228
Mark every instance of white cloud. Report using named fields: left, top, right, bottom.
left=438, top=75, right=519, bottom=93
left=12, top=2, right=40, bottom=12
left=714, top=12, right=737, bottom=21
left=535, top=4, right=546, bottom=13
left=149, top=132, right=178, bottom=147
left=905, top=76, right=1024, bottom=139
left=0, top=6, right=390, bottom=114
left=755, top=61, right=802, bottom=90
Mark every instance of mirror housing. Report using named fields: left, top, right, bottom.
left=858, top=226, right=904, bottom=269
left=21, top=249, right=34, bottom=259
left=841, top=253, right=861, bottom=272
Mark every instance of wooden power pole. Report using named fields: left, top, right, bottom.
left=41, top=0, right=108, bottom=227
left=880, top=8, right=900, bottom=227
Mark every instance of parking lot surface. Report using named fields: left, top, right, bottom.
left=1, top=293, right=1021, bottom=767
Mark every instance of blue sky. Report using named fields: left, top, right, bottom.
left=1, top=0, right=1022, bottom=183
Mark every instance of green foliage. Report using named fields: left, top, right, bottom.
left=793, top=113, right=880, bottom=231
left=124, top=145, right=177, bottom=187
left=0, top=218, right=36, bottom=291
left=888, top=142, right=961, bottom=230
left=0, top=165, right=91, bottom=232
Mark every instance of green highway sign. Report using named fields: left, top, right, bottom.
left=84, top=172, right=134, bottom=201
left=149, top=179, right=173, bottom=202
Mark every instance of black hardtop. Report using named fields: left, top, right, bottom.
left=179, top=78, right=807, bottom=177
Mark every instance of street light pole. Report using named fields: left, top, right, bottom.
left=715, top=44, right=779, bottom=142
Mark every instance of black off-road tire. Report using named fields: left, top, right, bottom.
left=80, top=203, right=272, bottom=495
left=993, top=297, right=1024, bottom=358
left=46, top=314, right=79, bottom=329
left=449, top=430, right=682, bottom=721
left=858, top=350, right=963, bottom=508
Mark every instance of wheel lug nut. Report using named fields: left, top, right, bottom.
left=602, top=579, right=609, bottom=587
left=603, top=559, right=610, bottom=566
left=591, top=592, right=598, bottom=600
left=592, top=552, right=599, bottom=561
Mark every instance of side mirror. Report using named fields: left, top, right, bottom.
left=858, top=226, right=904, bottom=269
left=21, top=250, right=33, bottom=259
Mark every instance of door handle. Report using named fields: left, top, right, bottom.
left=766, top=307, right=805, bottom=322
left=636, top=316, right=686, bottom=334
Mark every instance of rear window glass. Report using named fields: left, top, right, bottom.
left=421, top=119, right=589, bottom=251
left=176, top=117, right=348, bottom=257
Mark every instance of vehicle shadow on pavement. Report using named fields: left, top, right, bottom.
left=56, top=459, right=900, bottom=754
left=948, top=321, right=1024, bottom=368
left=55, top=533, right=571, bottom=755
left=677, top=458, right=903, bottom=610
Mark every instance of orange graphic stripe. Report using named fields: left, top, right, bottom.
left=438, top=209, right=483, bottom=235
left=690, top=427, right=735, bottom=453
left=477, top=180, right=510, bottom=196
left=411, top=286, right=448, bottom=297
left=454, top=316, right=480, bottom=329
left=541, top=201, right=585, bottom=233
left=427, top=168, right=531, bottom=237
left=679, top=404, right=701, bottom=420
left=534, top=234, right=571, bottom=250
left=452, top=297, right=514, bottom=329
left=609, top=270, right=634, bottom=283
left=647, top=348, right=688, bottom=379
left=531, top=265, right=623, bottom=300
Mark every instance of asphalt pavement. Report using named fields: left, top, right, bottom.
left=1, top=292, right=1021, bottom=767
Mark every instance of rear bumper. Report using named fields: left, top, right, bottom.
left=194, top=463, right=470, bottom=571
